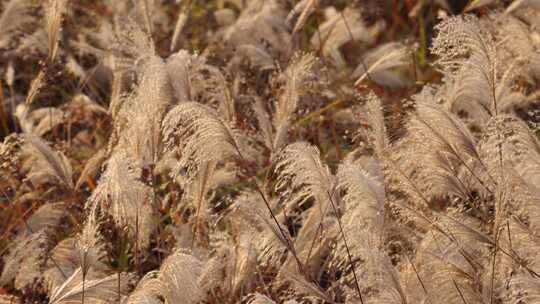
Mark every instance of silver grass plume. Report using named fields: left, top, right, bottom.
left=65, top=55, right=86, bottom=80
left=15, top=104, right=64, bottom=136
left=75, top=148, right=107, bottom=190
left=133, top=0, right=155, bottom=35
left=480, top=115, right=540, bottom=171
left=245, top=293, right=277, bottom=304
left=14, top=203, right=66, bottom=289
left=196, top=247, right=230, bottom=296
left=273, top=142, right=336, bottom=282
left=464, top=0, right=495, bottom=11
left=231, top=235, right=257, bottom=295
left=363, top=252, right=407, bottom=304
left=336, top=160, right=386, bottom=242
left=118, top=56, right=172, bottom=168
left=67, top=94, right=108, bottom=117
left=0, top=203, right=65, bottom=289
left=437, top=73, right=491, bottom=125
left=273, top=53, right=317, bottom=150
left=405, top=96, right=492, bottom=199
left=71, top=21, right=114, bottom=64
left=42, top=205, right=105, bottom=292
left=196, top=235, right=256, bottom=297
left=495, top=13, right=540, bottom=85
left=170, top=1, right=190, bottom=52
left=45, top=237, right=108, bottom=293
left=479, top=115, right=540, bottom=230
left=76, top=206, right=106, bottom=280
left=0, top=0, right=37, bottom=49
left=25, top=70, right=46, bottom=105
left=407, top=218, right=488, bottom=304
left=361, top=92, right=389, bottom=158
left=285, top=273, right=334, bottom=303
left=44, top=238, right=105, bottom=294
left=287, top=0, right=318, bottom=35
left=0, top=231, right=47, bottom=288
left=334, top=159, right=405, bottom=303
left=278, top=202, right=336, bottom=280
left=88, top=150, right=156, bottom=250
left=112, top=18, right=156, bottom=72
left=0, top=135, right=22, bottom=180
left=48, top=268, right=133, bottom=304
left=500, top=216, right=540, bottom=302
left=161, top=101, right=240, bottom=242
left=13, top=28, right=49, bottom=56
left=406, top=209, right=494, bottom=302
left=157, top=249, right=204, bottom=304
left=123, top=271, right=161, bottom=304
left=190, top=63, right=236, bottom=122
left=24, top=202, right=67, bottom=232
left=223, top=0, right=290, bottom=58
left=432, top=15, right=523, bottom=117
left=432, top=16, right=496, bottom=74
left=353, top=42, right=410, bottom=88
left=273, top=142, right=334, bottom=212
left=196, top=242, right=255, bottom=298
left=165, top=50, right=197, bottom=102
left=311, top=8, right=384, bottom=67
left=506, top=0, right=540, bottom=13
left=505, top=118, right=540, bottom=220
left=252, top=95, right=274, bottom=150
left=20, top=134, right=73, bottom=189
left=5, top=60, right=14, bottom=87
left=182, top=160, right=217, bottom=240
left=182, top=162, right=236, bottom=243
left=232, top=45, right=275, bottom=71
left=162, top=102, right=239, bottom=181
left=509, top=274, right=540, bottom=303
left=229, top=192, right=289, bottom=267
left=44, top=0, right=68, bottom=62
left=432, top=22, right=497, bottom=76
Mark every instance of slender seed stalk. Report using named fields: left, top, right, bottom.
left=233, top=145, right=306, bottom=273
left=326, top=190, right=364, bottom=304
left=81, top=254, right=86, bottom=304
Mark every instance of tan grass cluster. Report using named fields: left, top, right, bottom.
left=1, top=0, right=540, bottom=303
